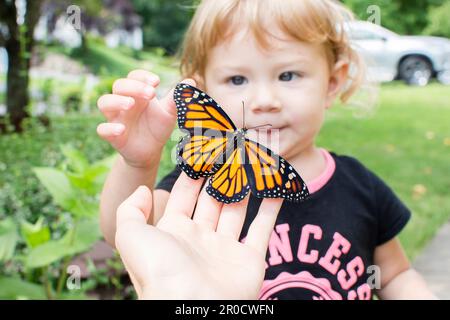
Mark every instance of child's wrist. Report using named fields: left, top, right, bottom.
left=121, top=151, right=163, bottom=171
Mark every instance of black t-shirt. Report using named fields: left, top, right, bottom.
left=155, top=151, right=411, bottom=300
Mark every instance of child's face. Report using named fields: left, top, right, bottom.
left=201, top=28, right=346, bottom=160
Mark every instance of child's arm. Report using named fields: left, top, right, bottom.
left=99, top=156, right=160, bottom=246
left=374, top=237, right=438, bottom=299
left=97, top=69, right=194, bottom=246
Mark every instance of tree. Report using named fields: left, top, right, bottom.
left=131, top=0, right=195, bottom=54
left=341, top=0, right=447, bottom=35
left=0, top=0, right=44, bottom=132
left=0, top=0, right=106, bottom=132
left=38, top=0, right=103, bottom=54
left=424, top=1, right=450, bottom=38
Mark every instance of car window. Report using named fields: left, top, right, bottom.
left=349, top=29, right=383, bottom=41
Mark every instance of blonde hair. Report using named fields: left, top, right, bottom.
left=178, top=0, right=366, bottom=103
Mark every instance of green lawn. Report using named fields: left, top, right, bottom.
left=317, top=82, right=450, bottom=259
left=45, top=40, right=178, bottom=83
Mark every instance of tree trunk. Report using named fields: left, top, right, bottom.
left=4, top=34, right=31, bottom=132
left=0, top=0, right=43, bottom=133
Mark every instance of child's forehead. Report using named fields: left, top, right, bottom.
left=208, top=28, right=324, bottom=63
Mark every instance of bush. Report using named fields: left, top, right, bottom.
left=60, top=84, right=84, bottom=113
left=424, top=1, right=450, bottom=38
left=0, top=115, right=113, bottom=225
left=0, top=143, right=115, bottom=299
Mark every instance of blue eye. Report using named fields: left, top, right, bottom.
left=279, top=71, right=298, bottom=81
left=229, top=76, right=247, bottom=85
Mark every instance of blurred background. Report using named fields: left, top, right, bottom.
left=0, top=0, right=449, bottom=299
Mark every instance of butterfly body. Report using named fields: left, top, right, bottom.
left=174, top=83, right=309, bottom=204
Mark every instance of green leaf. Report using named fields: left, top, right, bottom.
left=25, top=219, right=101, bottom=269
left=70, top=199, right=99, bottom=219
left=0, top=218, right=19, bottom=262
left=20, top=217, right=51, bottom=249
left=33, top=167, right=75, bottom=210
left=66, top=155, right=114, bottom=196
left=60, top=144, right=89, bottom=173
left=0, top=277, right=47, bottom=300
left=93, top=153, right=117, bottom=169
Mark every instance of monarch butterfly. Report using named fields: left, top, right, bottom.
left=174, top=83, right=309, bottom=204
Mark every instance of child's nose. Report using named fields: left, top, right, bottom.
left=249, top=85, right=282, bottom=113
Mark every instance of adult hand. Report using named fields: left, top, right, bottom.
left=115, top=173, right=283, bottom=299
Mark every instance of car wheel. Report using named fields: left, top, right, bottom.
left=437, top=70, right=450, bottom=85
left=399, top=56, right=433, bottom=86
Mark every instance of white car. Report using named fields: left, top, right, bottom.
left=346, top=21, right=450, bottom=85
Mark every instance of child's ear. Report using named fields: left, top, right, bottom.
left=325, top=60, right=349, bottom=109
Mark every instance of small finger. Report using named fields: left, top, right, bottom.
left=112, top=78, right=155, bottom=100
left=97, top=94, right=135, bottom=118
left=97, top=122, right=125, bottom=142
left=160, top=78, right=196, bottom=116
left=245, top=199, right=283, bottom=255
left=127, top=69, right=160, bottom=87
left=164, top=172, right=204, bottom=219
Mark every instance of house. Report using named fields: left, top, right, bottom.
left=33, top=0, right=143, bottom=50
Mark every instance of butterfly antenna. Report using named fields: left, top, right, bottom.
left=242, top=101, right=246, bottom=129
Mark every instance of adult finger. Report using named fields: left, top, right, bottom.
left=245, top=199, right=283, bottom=255
left=193, top=184, right=223, bottom=230
left=216, top=195, right=250, bottom=240
left=164, top=172, right=204, bottom=219
left=115, top=186, right=156, bottom=297
left=116, top=185, right=152, bottom=229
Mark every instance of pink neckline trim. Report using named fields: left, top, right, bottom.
left=306, top=148, right=336, bottom=194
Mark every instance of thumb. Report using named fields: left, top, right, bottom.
left=160, top=78, right=197, bottom=117
left=115, top=185, right=153, bottom=298
left=116, top=185, right=152, bottom=229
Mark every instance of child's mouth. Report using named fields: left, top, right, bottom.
left=252, top=126, right=285, bottom=134
left=248, top=126, right=286, bottom=148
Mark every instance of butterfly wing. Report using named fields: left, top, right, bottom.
left=206, top=146, right=251, bottom=203
left=174, top=83, right=237, bottom=132
left=244, top=139, right=309, bottom=202
left=174, top=83, right=238, bottom=180
left=176, top=133, right=230, bottom=179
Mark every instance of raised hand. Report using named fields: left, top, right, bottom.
left=97, top=69, right=195, bottom=168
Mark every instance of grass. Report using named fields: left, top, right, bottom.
left=44, top=40, right=178, bottom=86
left=316, top=82, right=450, bottom=259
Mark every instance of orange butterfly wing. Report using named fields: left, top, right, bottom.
left=176, top=134, right=229, bottom=179
left=174, top=83, right=309, bottom=203
left=174, top=83, right=236, bottom=132
left=174, top=83, right=237, bottom=179
left=206, top=147, right=251, bottom=203
left=243, top=139, right=309, bottom=202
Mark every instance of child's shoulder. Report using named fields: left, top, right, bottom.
left=329, top=150, right=369, bottom=172
left=327, top=150, right=392, bottom=193
left=329, top=151, right=379, bottom=179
